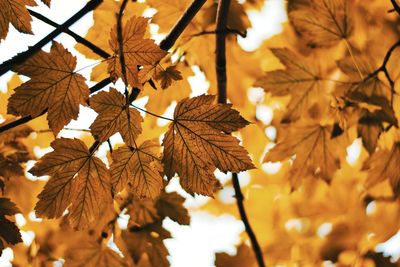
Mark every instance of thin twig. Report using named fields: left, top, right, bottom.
left=190, top=28, right=247, bottom=38
left=27, top=9, right=110, bottom=58
left=129, top=104, right=173, bottom=121
left=0, top=0, right=103, bottom=76
left=215, top=0, right=265, bottom=266
left=159, top=0, right=207, bottom=50
left=232, top=174, right=266, bottom=266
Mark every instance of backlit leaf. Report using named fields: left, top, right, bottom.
left=0, top=0, right=36, bottom=41
left=90, top=88, right=143, bottom=146
left=108, top=16, right=168, bottom=87
left=30, top=138, right=112, bottom=229
left=110, top=140, right=163, bottom=198
left=7, top=42, right=89, bottom=134
left=162, top=95, right=254, bottom=196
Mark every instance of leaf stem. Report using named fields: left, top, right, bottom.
left=27, top=9, right=111, bottom=58
left=215, top=0, right=265, bottom=266
left=344, top=39, right=363, bottom=80
left=129, top=104, right=173, bottom=121
left=0, top=0, right=103, bottom=76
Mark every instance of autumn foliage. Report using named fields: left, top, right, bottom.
left=1, top=0, right=400, bottom=266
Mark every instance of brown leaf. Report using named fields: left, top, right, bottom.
left=128, top=198, right=159, bottom=228
left=215, top=244, right=256, bottom=267
left=156, top=192, right=190, bottom=225
left=7, top=42, right=89, bottom=134
left=162, top=95, right=254, bottom=196
left=110, top=140, right=163, bottom=198
left=289, top=0, right=353, bottom=47
left=122, top=223, right=170, bottom=267
left=154, top=65, right=183, bottom=89
left=0, top=0, right=36, bottom=41
left=65, top=241, right=127, bottom=267
left=30, top=138, right=112, bottom=229
left=108, top=16, right=168, bottom=87
left=90, top=88, right=143, bottom=146
left=0, top=198, right=22, bottom=256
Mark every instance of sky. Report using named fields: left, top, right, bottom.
left=1, top=0, right=399, bottom=267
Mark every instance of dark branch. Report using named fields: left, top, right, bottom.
left=0, top=0, right=103, bottom=76
left=117, top=0, right=130, bottom=99
left=390, top=0, right=400, bottom=16
left=28, top=9, right=110, bottom=58
left=190, top=28, right=247, bottom=38
left=232, top=174, right=266, bottom=267
left=216, top=0, right=230, bottom=103
left=215, top=0, right=265, bottom=266
left=159, top=0, right=207, bottom=51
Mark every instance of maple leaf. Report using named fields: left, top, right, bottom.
left=30, top=138, right=112, bottom=229
left=128, top=198, right=159, bottom=228
left=90, top=88, right=143, bottom=146
left=255, top=48, right=323, bottom=122
left=265, top=123, right=344, bottom=186
left=155, top=65, right=183, bottom=89
left=289, top=0, right=353, bottom=47
left=337, top=55, right=396, bottom=125
left=0, top=198, right=22, bottom=256
left=108, top=16, right=168, bottom=87
left=7, top=42, right=89, bottom=134
left=0, top=0, right=36, bottom=41
left=156, top=191, right=190, bottom=225
left=65, top=241, right=127, bottom=267
left=110, top=140, right=163, bottom=198
left=215, top=244, right=256, bottom=267
left=122, top=222, right=170, bottom=267
left=357, top=112, right=383, bottom=154
left=162, top=95, right=254, bottom=196
left=41, top=0, right=51, bottom=7
left=362, top=143, right=400, bottom=195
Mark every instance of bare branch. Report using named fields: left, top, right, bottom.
left=159, top=0, right=207, bottom=51
left=0, top=0, right=103, bottom=76
left=215, top=0, right=265, bottom=266
left=28, top=9, right=110, bottom=58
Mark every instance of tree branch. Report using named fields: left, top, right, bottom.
left=232, top=174, right=266, bottom=266
left=159, top=0, right=207, bottom=50
left=27, top=9, right=110, bottom=58
left=0, top=0, right=103, bottom=76
left=215, top=0, right=265, bottom=266
left=390, top=0, right=400, bottom=16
